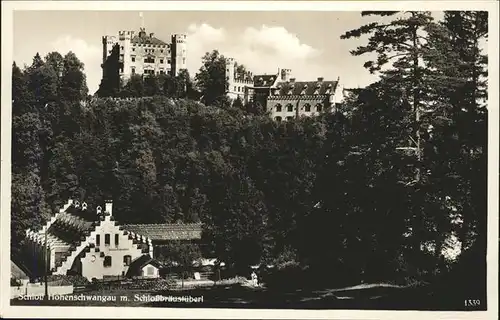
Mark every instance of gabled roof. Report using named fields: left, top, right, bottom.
left=123, top=223, right=202, bottom=241
left=46, top=204, right=95, bottom=245
left=253, top=74, right=279, bottom=87
left=126, top=254, right=163, bottom=277
left=273, top=80, right=338, bottom=96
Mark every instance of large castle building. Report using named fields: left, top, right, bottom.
left=224, top=61, right=345, bottom=120
left=102, top=28, right=187, bottom=81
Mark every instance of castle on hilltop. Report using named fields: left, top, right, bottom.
left=101, top=27, right=187, bottom=81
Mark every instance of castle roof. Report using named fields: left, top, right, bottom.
left=273, top=80, right=339, bottom=96
left=253, top=74, right=279, bottom=87
left=131, top=30, right=168, bottom=46
left=122, top=223, right=202, bottom=241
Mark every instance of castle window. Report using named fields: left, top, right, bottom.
left=286, top=116, right=294, bottom=121
left=115, top=234, right=119, bottom=246
left=96, top=234, right=100, bottom=246
left=160, top=59, right=164, bottom=64
left=234, top=86, right=237, bottom=91
left=317, top=104, right=323, bottom=112
left=304, top=104, right=311, bottom=112
left=121, top=46, right=124, bottom=50
left=131, top=57, right=135, bottom=62
left=237, top=87, right=240, bottom=92
left=160, top=70, right=164, bottom=74
left=160, top=49, right=163, bottom=53
left=144, top=57, right=155, bottom=64
left=275, top=116, right=282, bottom=122
left=131, top=67, right=136, bottom=74
left=123, top=255, right=131, bottom=266
left=132, top=48, right=135, bottom=51
left=287, top=104, right=293, bottom=112
left=275, top=104, right=282, bottom=112
left=183, top=58, right=186, bottom=64
left=104, top=234, right=110, bottom=246
left=104, top=256, right=112, bottom=268
left=168, top=59, right=171, bottom=64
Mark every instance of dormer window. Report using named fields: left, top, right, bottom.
left=314, top=89, right=320, bottom=95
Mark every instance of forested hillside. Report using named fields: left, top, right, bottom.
left=11, top=11, right=488, bottom=288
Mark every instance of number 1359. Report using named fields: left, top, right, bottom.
left=465, top=299, right=480, bottom=307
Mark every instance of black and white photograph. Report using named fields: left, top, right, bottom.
left=1, top=1, right=498, bottom=319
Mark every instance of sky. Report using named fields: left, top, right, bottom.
left=13, top=10, right=444, bottom=94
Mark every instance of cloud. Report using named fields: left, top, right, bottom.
left=50, top=36, right=102, bottom=94
left=186, top=23, right=324, bottom=81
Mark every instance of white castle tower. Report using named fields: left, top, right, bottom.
left=171, top=34, right=187, bottom=76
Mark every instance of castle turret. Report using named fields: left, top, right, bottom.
left=171, top=34, right=187, bottom=76
left=280, top=68, right=292, bottom=82
left=226, top=57, right=236, bottom=84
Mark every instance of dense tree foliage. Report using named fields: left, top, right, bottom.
left=11, top=11, right=488, bottom=292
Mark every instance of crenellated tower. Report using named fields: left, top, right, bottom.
left=171, top=33, right=187, bottom=76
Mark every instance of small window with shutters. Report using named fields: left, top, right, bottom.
left=115, top=234, right=119, bottom=246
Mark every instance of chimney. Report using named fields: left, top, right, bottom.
left=150, top=33, right=154, bottom=38
left=105, top=200, right=113, bottom=216
left=290, top=78, right=296, bottom=83
left=317, top=77, right=324, bottom=82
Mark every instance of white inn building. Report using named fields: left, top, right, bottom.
left=22, top=199, right=202, bottom=281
